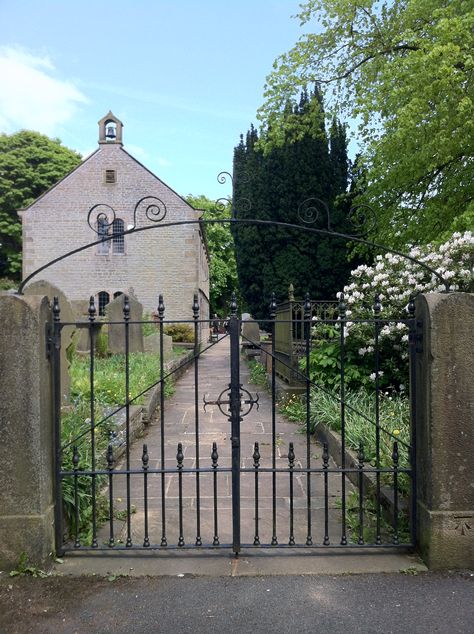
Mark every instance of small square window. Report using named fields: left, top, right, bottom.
left=105, top=169, right=116, bottom=184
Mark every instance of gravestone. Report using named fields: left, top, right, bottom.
left=242, top=319, right=260, bottom=346
left=24, top=280, right=76, bottom=403
left=143, top=332, right=173, bottom=360
left=106, top=295, right=144, bottom=354
left=70, top=299, right=91, bottom=352
left=242, top=318, right=260, bottom=358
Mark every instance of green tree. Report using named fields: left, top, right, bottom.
left=258, top=0, right=474, bottom=248
left=0, top=130, right=82, bottom=277
left=186, top=194, right=239, bottom=316
left=233, top=89, right=355, bottom=319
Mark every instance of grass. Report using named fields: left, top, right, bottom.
left=247, top=359, right=267, bottom=386
left=70, top=352, right=168, bottom=406
left=335, top=491, right=410, bottom=544
left=61, top=350, right=178, bottom=542
left=279, top=387, right=411, bottom=496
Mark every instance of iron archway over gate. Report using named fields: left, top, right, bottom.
left=19, top=176, right=450, bottom=555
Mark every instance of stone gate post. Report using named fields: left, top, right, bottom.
left=416, top=292, right=474, bottom=569
left=0, top=294, right=54, bottom=567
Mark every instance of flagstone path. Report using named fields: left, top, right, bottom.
left=100, top=336, right=344, bottom=548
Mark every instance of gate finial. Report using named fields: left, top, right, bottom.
left=230, top=292, right=238, bottom=317
left=269, top=292, right=277, bottom=319
left=158, top=294, right=165, bottom=319
left=88, top=296, right=96, bottom=322
left=304, top=292, right=311, bottom=319
left=192, top=293, right=199, bottom=319
left=52, top=296, right=61, bottom=322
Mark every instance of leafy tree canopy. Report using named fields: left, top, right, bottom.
left=258, top=0, right=474, bottom=248
left=186, top=194, right=238, bottom=316
left=0, top=130, right=82, bottom=277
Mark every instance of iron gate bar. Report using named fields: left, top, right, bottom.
left=374, top=295, right=382, bottom=544
left=304, top=294, right=312, bottom=545
left=192, top=295, right=202, bottom=546
left=19, top=217, right=450, bottom=295
left=269, top=295, right=278, bottom=546
left=88, top=297, right=98, bottom=548
left=52, top=298, right=64, bottom=556
left=408, top=299, right=418, bottom=547
left=158, top=295, right=167, bottom=546
left=60, top=466, right=413, bottom=476
left=339, top=293, right=347, bottom=545
left=229, top=306, right=241, bottom=554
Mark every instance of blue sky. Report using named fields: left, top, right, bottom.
left=0, top=0, right=316, bottom=201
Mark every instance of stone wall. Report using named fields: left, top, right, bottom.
left=20, top=142, right=209, bottom=319
left=415, top=293, right=474, bottom=569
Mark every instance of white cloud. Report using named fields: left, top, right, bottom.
left=0, top=46, right=88, bottom=135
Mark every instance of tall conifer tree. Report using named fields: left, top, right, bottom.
left=233, top=88, right=354, bottom=318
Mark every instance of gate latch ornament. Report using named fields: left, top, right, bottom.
left=203, top=385, right=259, bottom=418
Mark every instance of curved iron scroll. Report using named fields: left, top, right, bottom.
left=18, top=174, right=452, bottom=293
left=87, top=195, right=167, bottom=236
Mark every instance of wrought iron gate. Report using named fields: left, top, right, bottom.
left=51, top=290, right=418, bottom=555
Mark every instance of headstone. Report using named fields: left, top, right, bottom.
left=70, top=299, right=91, bottom=352
left=143, top=332, right=173, bottom=360
left=241, top=312, right=251, bottom=322
left=106, top=294, right=144, bottom=354
left=241, top=319, right=260, bottom=347
left=24, top=280, right=76, bottom=403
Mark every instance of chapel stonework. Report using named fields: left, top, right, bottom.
left=18, top=111, right=210, bottom=322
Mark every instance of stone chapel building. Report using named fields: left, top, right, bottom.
left=19, top=112, right=210, bottom=322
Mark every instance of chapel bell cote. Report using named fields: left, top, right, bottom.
left=98, top=111, right=123, bottom=145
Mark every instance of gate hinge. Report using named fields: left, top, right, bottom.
left=46, top=322, right=61, bottom=359
left=46, top=323, right=53, bottom=359
left=416, top=320, right=423, bottom=354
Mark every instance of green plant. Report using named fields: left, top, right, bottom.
left=248, top=359, right=267, bottom=386
left=0, top=277, right=17, bottom=290
left=61, top=350, right=174, bottom=541
left=9, top=552, right=49, bottom=578
left=142, top=313, right=157, bottom=337
left=95, top=322, right=109, bottom=358
left=279, top=387, right=411, bottom=496
left=336, top=491, right=410, bottom=544
left=279, top=393, right=306, bottom=424
left=70, top=352, right=165, bottom=406
left=114, top=505, right=137, bottom=521
left=164, top=323, right=194, bottom=343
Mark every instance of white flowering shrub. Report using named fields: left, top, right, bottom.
left=307, top=231, right=474, bottom=391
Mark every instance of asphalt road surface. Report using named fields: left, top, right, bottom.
left=1, top=572, right=473, bottom=633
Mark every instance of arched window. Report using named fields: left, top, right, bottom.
left=112, top=218, right=125, bottom=254
left=113, top=291, right=124, bottom=299
left=97, top=217, right=110, bottom=254
left=98, top=291, right=110, bottom=316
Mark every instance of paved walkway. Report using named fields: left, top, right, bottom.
left=100, top=335, right=344, bottom=548
left=66, top=337, right=426, bottom=575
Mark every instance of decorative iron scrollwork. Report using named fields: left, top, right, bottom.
left=203, top=385, right=259, bottom=418
left=87, top=195, right=167, bottom=236
left=297, top=197, right=376, bottom=237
